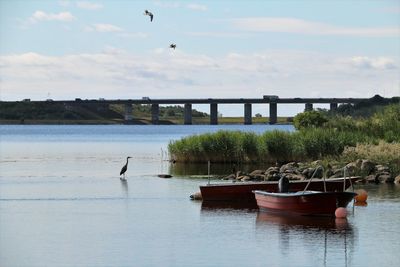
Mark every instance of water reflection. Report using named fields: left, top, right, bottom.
left=201, top=200, right=258, bottom=210
left=120, top=179, right=129, bottom=197
left=256, top=212, right=356, bottom=267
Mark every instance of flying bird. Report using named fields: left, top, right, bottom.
left=120, top=156, right=132, bottom=180
left=144, top=10, right=153, bottom=22
left=170, top=43, right=176, bottom=50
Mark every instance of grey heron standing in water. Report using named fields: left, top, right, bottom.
left=120, top=156, right=132, bottom=180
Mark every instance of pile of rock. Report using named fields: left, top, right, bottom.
left=222, top=159, right=400, bottom=184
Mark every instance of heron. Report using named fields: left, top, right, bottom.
left=170, top=43, right=176, bottom=50
left=144, top=10, right=153, bottom=22
left=120, top=156, right=132, bottom=180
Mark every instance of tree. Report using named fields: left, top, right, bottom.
left=255, top=113, right=262, bottom=118
left=293, top=110, right=328, bottom=130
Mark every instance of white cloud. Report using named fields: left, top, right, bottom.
left=29, top=10, right=76, bottom=23
left=186, top=3, right=207, bottom=11
left=185, top=31, right=247, bottom=38
left=348, top=56, right=396, bottom=70
left=76, top=1, right=103, bottom=10
left=0, top=51, right=398, bottom=107
left=378, top=6, right=400, bottom=14
left=232, top=17, right=399, bottom=37
left=89, top=23, right=123, bottom=32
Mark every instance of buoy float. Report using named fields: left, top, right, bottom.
left=190, top=192, right=202, bottom=200
left=335, top=207, right=348, bottom=218
left=354, top=189, right=368, bottom=203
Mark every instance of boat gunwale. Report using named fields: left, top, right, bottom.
left=200, top=176, right=360, bottom=188
left=253, top=190, right=357, bottom=198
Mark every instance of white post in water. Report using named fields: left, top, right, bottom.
left=208, top=161, right=211, bottom=185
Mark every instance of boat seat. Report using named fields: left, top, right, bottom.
left=278, top=176, right=290, bottom=193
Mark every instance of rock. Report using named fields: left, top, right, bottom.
left=265, top=167, right=280, bottom=175
left=222, top=174, right=236, bottom=180
left=376, top=173, right=394, bottom=183
left=236, top=171, right=243, bottom=177
left=325, top=168, right=334, bottom=178
left=375, top=165, right=390, bottom=173
left=282, top=173, right=305, bottom=181
left=364, top=175, right=378, bottom=184
left=267, top=173, right=282, bottom=181
left=345, top=162, right=359, bottom=176
left=249, top=170, right=265, bottom=176
left=279, top=162, right=299, bottom=173
left=302, top=167, right=323, bottom=178
left=330, top=168, right=344, bottom=178
left=394, top=175, right=400, bottom=184
left=239, top=175, right=252, bottom=182
left=360, top=160, right=375, bottom=175
left=251, top=174, right=266, bottom=181
left=302, top=168, right=312, bottom=178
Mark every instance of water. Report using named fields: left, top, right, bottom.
left=1, top=125, right=399, bottom=267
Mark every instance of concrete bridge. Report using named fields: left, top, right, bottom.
left=24, top=96, right=374, bottom=124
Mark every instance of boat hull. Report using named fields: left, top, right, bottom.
left=253, top=191, right=357, bottom=216
left=199, top=177, right=359, bottom=203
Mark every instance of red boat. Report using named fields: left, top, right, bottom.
left=199, top=176, right=359, bottom=203
left=253, top=190, right=356, bottom=216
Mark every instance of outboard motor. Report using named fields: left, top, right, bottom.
left=278, top=176, right=290, bottom=193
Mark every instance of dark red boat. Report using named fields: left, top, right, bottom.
left=199, top=176, right=359, bottom=203
left=253, top=190, right=356, bottom=216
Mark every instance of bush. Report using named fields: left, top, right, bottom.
left=293, top=110, right=328, bottom=130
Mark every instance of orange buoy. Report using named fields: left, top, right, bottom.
left=354, top=189, right=368, bottom=203
left=335, top=207, right=348, bottom=218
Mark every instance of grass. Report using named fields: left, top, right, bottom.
left=341, top=141, right=400, bottom=176
left=168, top=128, right=372, bottom=164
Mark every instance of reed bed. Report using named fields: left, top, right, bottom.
left=168, top=104, right=399, bottom=164
left=168, top=129, right=370, bottom=163
left=341, top=141, right=400, bottom=175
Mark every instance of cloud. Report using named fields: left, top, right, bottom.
left=232, top=17, right=399, bottom=37
left=76, top=1, right=103, bottom=10
left=86, top=23, right=123, bottom=32
left=377, top=6, right=400, bottom=14
left=0, top=51, right=398, bottom=105
left=348, top=56, right=397, bottom=70
left=29, top=10, right=76, bottom=23
left=185, top=31, right=249, bottom=38
left=186, top=3, right=207, bottom=11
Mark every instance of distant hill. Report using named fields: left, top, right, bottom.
left=331, top=95, right=400, bottom=117
left=0, top=102, right=209, bottom=124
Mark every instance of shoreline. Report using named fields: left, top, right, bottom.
left=0, top=119, right=293, bottom=125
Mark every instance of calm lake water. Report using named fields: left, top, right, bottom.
left=0, top=125, right=399, bottom=267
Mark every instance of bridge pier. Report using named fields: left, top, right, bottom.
left=330, top=103, right=338, bottom=111
left=244, top=103, right=252, bottom=125
left=210, top=103, right=218, bottom=125
left=305, top=103, right=313, bottom=111
left=269, top=103, right=277, bottom=124
left=124, top=104, right=133, bottom=121
left=184, top=103, right=192, bottom=125
left=151, top=104, right=159, bottom=124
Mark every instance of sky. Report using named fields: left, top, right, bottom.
left=0, top=0, right=399, bottom=116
